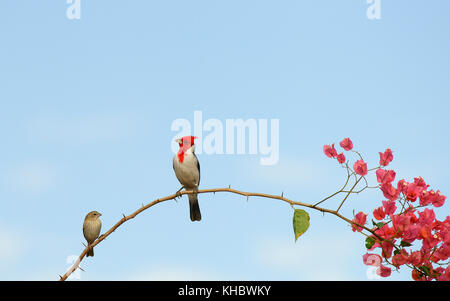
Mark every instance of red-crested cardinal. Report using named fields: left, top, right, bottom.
left=173, top=136, right=201, bottom=221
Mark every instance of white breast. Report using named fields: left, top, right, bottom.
left=173, top=147, right=200, bottom=189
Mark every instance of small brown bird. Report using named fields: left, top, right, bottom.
left=83, top=211, right=102, bottom=257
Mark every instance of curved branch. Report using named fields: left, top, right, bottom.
left=59, top=187, right=380, bottom=281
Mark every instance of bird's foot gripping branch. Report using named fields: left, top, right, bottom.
left=60, top=138, right=449, bottom=281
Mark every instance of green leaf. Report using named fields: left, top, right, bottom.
left=365, top=236, right=376, bottom=249
left=431, top=270, right=442, bottom=279
left=372, top=220, right=385, bottom=229
left=419, top=265, right=431, bottom=277
left=293, top=209, right=310, bottom=242
left=400, top=240, right=412, bottom=247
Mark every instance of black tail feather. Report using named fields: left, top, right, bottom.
left=188, top=194, right=201, bottom=222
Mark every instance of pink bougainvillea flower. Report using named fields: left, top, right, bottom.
left=435, top=267, right=448, bottom=281
left=419, top=225, right=432, bottom=240
left=392, top=211, right=418, bottom=236
left=363, top=253, right=382, bottom=266
left=422, top=230, right=440, bottom=251
left=409, top=251, right=423, bottom=266
left=373, top=206, right=386, bottom=220
left=376, top=169, right=396, bottom=184
left=381, top=241, right=394, bottom=259
left=323, top=144, right=338, bottom=158
left=418, top=208, right=436, bottom=227
left=339, top=138, right=353, bottom=151
left=431, top=245, right=450, bottom=263
left=419, top=189, right=434, bottom=206
left=377, top=264, right=392, bottom=277
left=374, top=224, right=395, bottom=240
left=352, top=211, right=367, bottom=232
left=402, top=224, right=420, bottom=243
left=353, top=160, right=368, bottom=176
left=414, top=177, right=427, bottom=189
left=405, top=183, right=422, bottom=202
left=392, top=214, right=409, bottom=234
left=411, top=269, right=422, bottom=281
left=379, top=148, right=394, bottom=166
left=368, top=241, right=381, bottom=251
left=392, top=249, right=409, bottom=267
left=382, top=200, right=397, bottom=215
left=432, top=191, right=446, bottom=208
left=319, top=139, right=448, bottom=280
left=444, top=266, right=450, bottom=281
left=380, top=183, right=400, bottom=202
left=397, top=179, right=408, bottom=194
left=336, top=152, right=346, bottom=164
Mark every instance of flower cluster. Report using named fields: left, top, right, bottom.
left=365, top=172, right=449, bottom=281
left=323, top=138, right=449, bottom=281
left=323, top=138, right=368, bottom=176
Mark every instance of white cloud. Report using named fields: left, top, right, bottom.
left=28, top=111, right=138, bottom=145
left=0, top=228, right=25, bottom=268
left=9, top=163, right=56, bottom=194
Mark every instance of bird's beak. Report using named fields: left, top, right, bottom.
left=175, top=139, right=182, bottom=144
left=98, top=213, right=102, bottom=217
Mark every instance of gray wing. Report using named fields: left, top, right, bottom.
left=194, top=153, right=200, bottom=186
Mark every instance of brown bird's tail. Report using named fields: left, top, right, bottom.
left=87, top=245, right=94, bottom=257
left=188, top=194, right=201, bottom=222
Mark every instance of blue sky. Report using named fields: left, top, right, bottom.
left=0, top=1, right=449, bottom=281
